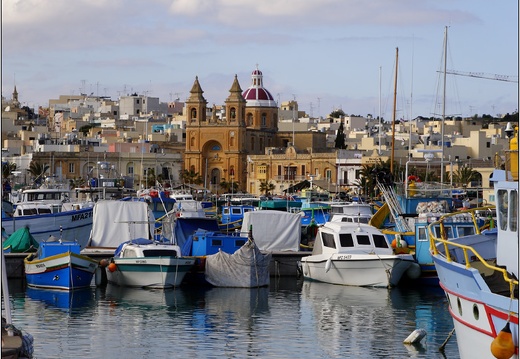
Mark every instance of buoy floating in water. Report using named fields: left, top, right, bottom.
left=403, top=328, right=427, bottom=344
left=490, top=322, right=515, bottom=359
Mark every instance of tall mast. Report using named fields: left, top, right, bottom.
left=379, top=66, right=382, bottom=155
left=390, top=47, right=398, bottom=175
left=440, top=26, right=448, bottom=184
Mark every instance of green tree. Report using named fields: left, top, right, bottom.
left=2, top=162, right=17, bottom=179
left=78, top=124, right=94, bottom=136
left=329, top=109, right=345, bottom=118
left=353, top=159, right=393, bottom=199
left=259, top=179, right=275, bottom=196
left=181, top=169, right=202, bottom=185
left=453, top=165, right=480, bottom=187
left=334, top=122, right=346, bottom=149
left=27, top=161, right=49, bottom=185
left=219, top=179, right=238, bottom=193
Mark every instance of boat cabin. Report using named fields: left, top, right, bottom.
left=313, top=222, right=393, bottom=256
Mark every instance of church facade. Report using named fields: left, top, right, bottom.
left=184, top=68, right=280, bottom=194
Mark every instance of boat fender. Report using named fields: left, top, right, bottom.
left=95, top=267, right=103, bottom=286
left=108, top=262, right=117, bottom=272
left=403, top=328, right=427, bottom=344
left=490, top=322, right=515, bottom=359
left=405, top=263, right=421, bottom=280
left=99, top=258, right=109, bottom=268
left=325, top=258, right=332, bottom=273
left=391, top=234, right=407, bottom=249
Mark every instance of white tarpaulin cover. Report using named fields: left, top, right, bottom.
left=205, top=239, right=271, bottom=287
left=240, top=210, right=301, bottom=252
left=87, top=200, right=155, bottom=247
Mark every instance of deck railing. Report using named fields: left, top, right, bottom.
left=428, top=207, right=518, bottom=297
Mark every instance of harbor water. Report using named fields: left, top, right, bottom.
left=4, top=278, right=460, bottom=358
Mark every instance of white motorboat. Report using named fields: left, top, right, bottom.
left=300, top=222, right=419, bottom=287
left=106, top=238, right=195, bottom=289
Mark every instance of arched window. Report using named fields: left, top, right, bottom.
left=247, top=113, right=253, bottom=126
left=190, top=108, right=197, bottom=120
left=230, top=107, right=236, bottom=119
left=261, top=113, right=267, bottom=127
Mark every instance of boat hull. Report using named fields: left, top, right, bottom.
left=3, top=207, right=93, bottom=248
left=106, top=257, right=195, bottom=288
left=24, top=252, right=98, bottom=290
left=301, top=255, right=414, bottom=287
left=433, top=254, right=519, bottom=359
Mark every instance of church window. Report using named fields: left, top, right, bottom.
left=230, top=107, right=236, bottom=120
left=247, top=113, right=253, bottom=126
left=191, top=108, right=197, bottom=120
left=261, top=113, right=267, bottom=127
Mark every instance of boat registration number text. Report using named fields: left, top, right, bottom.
left=337, top=255, right=352, bottom=260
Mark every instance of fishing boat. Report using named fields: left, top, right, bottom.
left=219, top=203, right=256, bottom=231
left=299, top=221, right=420, bottom=287
left=24, top=236, right=98, bottom=290
left=2, top=184, right=94, bottom=248
left=429, top=128, right=519, bottom=359
left=105, top=238, right=195, bottom=289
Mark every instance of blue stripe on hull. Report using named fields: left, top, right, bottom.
left=26, top=267, right=94, bottom=290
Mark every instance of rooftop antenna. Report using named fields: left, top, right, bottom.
left=292, top=94, right=296, bottom=146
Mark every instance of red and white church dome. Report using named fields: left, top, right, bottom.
left=242, top=67, right=277, bottom=108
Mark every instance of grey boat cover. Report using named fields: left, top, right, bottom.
left=87, top=200, right=155, bottom=247
left=205, top=239, right=271, bottom=288
left=240, top=210, right=301, bottom=251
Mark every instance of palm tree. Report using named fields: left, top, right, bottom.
left=453, top=165, right=480, bottom=188
left=181, top=169, right=202, bottom=185
left=259, top=179, right=275, bottom=196
left=27, top=161, right=49, bottom=185
left=2, top=162, right=17, bottom=179
left=353, top=158, right=393, bottom=199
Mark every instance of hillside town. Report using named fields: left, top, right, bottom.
left=1, top=67, right=518, bottom=204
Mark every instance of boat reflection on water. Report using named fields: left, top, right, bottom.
left=26, top=286, right=94, bottom=312
left=204, top=287, right=269, bottom=317
left=104, top=283, right=191, bottom=310
left=299, top=281, right=456, bottom=358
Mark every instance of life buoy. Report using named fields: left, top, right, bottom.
left=150, top=190, right=159, bottom=198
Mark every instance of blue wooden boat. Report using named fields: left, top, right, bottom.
left=24, top=238, right=98, bottom=290
left=219, top=204, right=256, bottom=230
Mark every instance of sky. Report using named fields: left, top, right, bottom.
left=2, top=0, right=518, bottom=121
